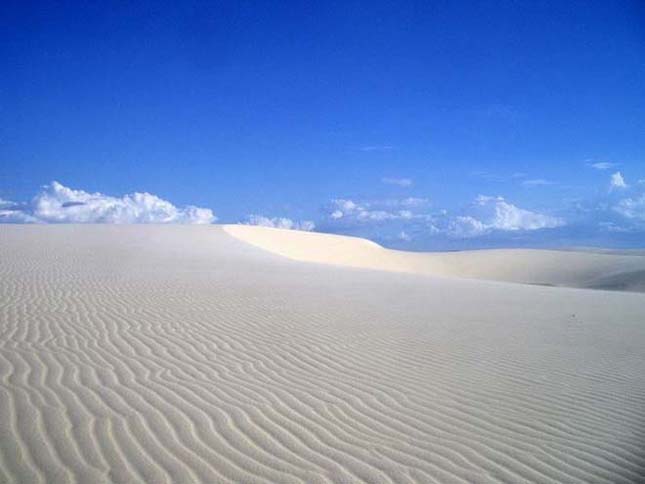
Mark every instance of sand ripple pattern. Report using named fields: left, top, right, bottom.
left=1, top=225, right=644, bottom=483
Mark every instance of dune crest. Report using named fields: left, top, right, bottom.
left=224, top=224, right=645, bottom=292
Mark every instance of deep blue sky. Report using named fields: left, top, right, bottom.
left=2, top=1, right=644, bottom=248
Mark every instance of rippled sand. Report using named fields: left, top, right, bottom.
left=1, top=225, right=644, bottom=483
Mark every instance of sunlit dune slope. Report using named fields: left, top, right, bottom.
left=224, top=224, right=645, bottom=291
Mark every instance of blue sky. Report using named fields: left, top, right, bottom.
left=2, top=1, right=644, bottom=249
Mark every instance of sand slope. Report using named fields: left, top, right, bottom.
left=1, top=225, right=645, bottom=483
left=225, top=224, right=645, bottom=292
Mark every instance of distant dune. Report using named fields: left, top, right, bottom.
left=225, top=224, right=645, bottom=292
left=1, top=225, right=645, bottom=483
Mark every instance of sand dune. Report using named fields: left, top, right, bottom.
left=1, top=224, right=645, bottom=483
left=225, top=224, right=645, bottom=292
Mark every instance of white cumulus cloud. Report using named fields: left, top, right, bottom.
left=0, top=182, right=216, bottom=224
left=245, top=215, right=315, bottom=231
left=327, top=198, right=423, bottom=223
left=613, top=194, right=645, bottom=221
left=0, top=198, right=39, bottom=223
left=609, top=172, right=627, bottom=190
left=449, top=196, right=564, bottom=237
left=449, top=216, right=488, bottom=237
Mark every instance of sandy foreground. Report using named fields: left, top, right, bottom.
left=1, top=225, right=644, bottom=483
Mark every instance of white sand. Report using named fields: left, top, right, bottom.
left=224, top=224, right=645, bottom=292
left=1, top=224, right=644, bottom=483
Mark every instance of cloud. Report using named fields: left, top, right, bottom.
left=521, top=179, right=555, bottom=187
left=609, top=171, right=627, bottom=190
left=562, top=176, right=645, bottom=235
left=0, top=181, right=216, bottom=224
left=324, top=195, right=564, bottom=241
left=321, top=197, right=443, bottom=246
left=449, top=196, right=565, bottom=237
left=381, top=177, right=413, bottom=187
left=589, top=161, right=618, bottom=170
left=449, top=216, right=488, bottom=237
left=245, top=214, right=315, bottom=231
left=0, top=198, right=39, bottom=223
left=321, top=169, right=645, bottom=245
left=326, top=198, right=427, bottom=223
left=613, top=194, right=645, bottom=221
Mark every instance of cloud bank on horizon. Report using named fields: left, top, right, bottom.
left=448, top=196, right=564, bottom=237
left=2, top=171, right=645, bottom=248
left=321, top=193, right=564, bottom=240
left=317, top=170, right=645, bottom=247
left=0, top=182, right=215, bottom=224
left=244, top=215, right=316, bottom=231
